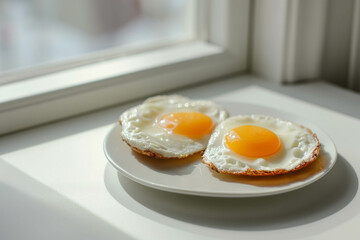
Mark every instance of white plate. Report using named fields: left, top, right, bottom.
left=103, top=102, right=337, bottom=197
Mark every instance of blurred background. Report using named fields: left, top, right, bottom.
left=0, top=0, right=189, bottom=74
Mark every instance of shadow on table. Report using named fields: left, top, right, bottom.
left=104, top=154, right=358, bottom=235
left=0, top=159, right=134, bottom=240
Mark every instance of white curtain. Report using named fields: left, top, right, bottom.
left=349, top=0, right=360, bottom=91
left=322, top=0, right=360, bottom=92
left=251, top=0, right=360, bottom=91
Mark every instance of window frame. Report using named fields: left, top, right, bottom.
left=0, top=0, right=250, bottom=135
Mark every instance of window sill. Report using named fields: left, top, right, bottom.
left=0, top=41, right=243, bottom=135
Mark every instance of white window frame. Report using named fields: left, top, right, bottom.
left=0, top=0, right=250, bottom=135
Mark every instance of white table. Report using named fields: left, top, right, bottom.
left=1, top=75, right=360, bottom=240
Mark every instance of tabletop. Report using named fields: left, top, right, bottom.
left=1, top=75, right=360, bottom=240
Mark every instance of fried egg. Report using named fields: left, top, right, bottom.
left=119, top=95, right=229, bottom=159
left=202, top=115, right=320, bottom=176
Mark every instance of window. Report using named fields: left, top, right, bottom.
left=1, top=0, right=194, bottom=83
left=0, top=0, right=250, bottom=135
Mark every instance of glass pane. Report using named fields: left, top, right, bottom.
left=0, top=0, right=192, bottom=74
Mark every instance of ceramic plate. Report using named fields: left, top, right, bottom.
left=103, top=102, right=337, bottom=197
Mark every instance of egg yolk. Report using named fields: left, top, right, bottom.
left=225, top=125, right=281, bottom=157
left=159, top=112, right=214, bottom=139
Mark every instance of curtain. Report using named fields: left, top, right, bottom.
left=322, top=0, right=360, bottom=92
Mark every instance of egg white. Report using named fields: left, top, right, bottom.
left=203, top=115, right=320, bottom=174
left=120, top=95, right=229, bottom=158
